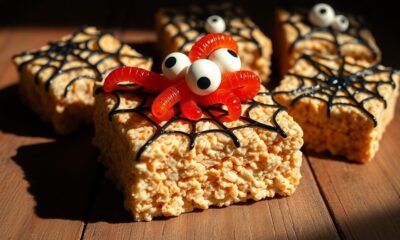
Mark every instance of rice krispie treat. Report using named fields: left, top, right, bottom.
left=273, top=54, right=399, bottom=163
left=93, top=33, right=303, bottom=221
left=275, top=3, right=380, bottom=76
left=13, top=26, right=152, bottom=134
left=93, top=87, right=303, bottom=221
left=155, top=3, right=272, bottom=83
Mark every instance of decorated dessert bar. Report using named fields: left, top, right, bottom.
left=272, top=3, right=399, bottom=163
left=155, top=3, right=273, bottom=82
left=275, top=3, right=381, bottom=76
left=273, top=52, right=399, bottom=163
left=13, top=26, right=152, bottom=134
left=93, top=34, right=303, bottom=221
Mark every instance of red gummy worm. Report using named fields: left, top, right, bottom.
left=180, top=96, right=203, bottom=120
left=220, top=71, right=260, bottom=101
left=151, top=80, right=190, bottom=120
left=197, top=89, right=242, bottom=122
left=103, top=66, right=172, bottom=93
left=188, top=33, right=239, bottom=61
left=154, top=106, right=177, bottom=122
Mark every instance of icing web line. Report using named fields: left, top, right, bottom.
left=98, top=86, right=287, bottom=161
left=13, top=26, right=149, bottom=98
left=272, top=54, right=397, bottom=127
left=281, top=9, right=379, bottom=61
left=161, top=4, right=263, bottom=56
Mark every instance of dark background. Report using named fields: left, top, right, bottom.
left=0, top=0, right=399, bottom=67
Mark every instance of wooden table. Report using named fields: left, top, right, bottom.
left=0, top=26, right=399, bottom=240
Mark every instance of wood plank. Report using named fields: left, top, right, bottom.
left=0, top=134, right=99, bottom=240
left=82, top=158, right=339, bottom=240
left=0, top=28, right=99, bottom=240
left=307, top=101, right=400, bottom=239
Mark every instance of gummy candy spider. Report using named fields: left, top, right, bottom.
left=103, top=33, right=260, bottom=121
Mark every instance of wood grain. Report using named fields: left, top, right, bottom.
left=0, top=28, right=99, bottom=240
left=307, top=101, right=400, bottom=239
left=82, top=158, right=339, bottom=240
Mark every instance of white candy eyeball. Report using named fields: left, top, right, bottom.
left=204, top=15, right=226, bottom=33
left=308, top=3, right=335, bottom=28
left=162, top=52, right=191, bottom=80
left=332, top=15, right=349, bottom=32
left=209, top=48, right=241, bottom=72
left=185, top=59, right=221, bottom=96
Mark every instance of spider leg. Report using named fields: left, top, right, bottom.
left=220, top=70, right=260, bottom=101
left=103, top=66, right=172, bottom=93
left=151, top=80, right=190, bottom=120
left=198, top=89, right=242, bottom=122
left=154, top=107, right=178, bottom=123
left=180, top=96, right=203, bottom=120
left=188, top=33, right=238, bottom=61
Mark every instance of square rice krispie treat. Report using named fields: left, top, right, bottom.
left=13, top=26, right=152, bottom=134
left=93, top=86, right=303, bottom=221
left=273, top=54, right=399, bottom=163
left=274, top=5, right=380, bottom=76
left=155, top=3, right=272, bottom=83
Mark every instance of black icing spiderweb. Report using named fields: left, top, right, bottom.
left=272, top=54, right=397, bottom=127
left=13, top=26, right=149, bottom=98
left=281, top=8, right=380, bottom=61
left=97, top=86, right=287, bottom=161
left=161, top=3, right=263, bottom=56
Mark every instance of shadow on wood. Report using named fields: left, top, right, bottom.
left=328, top=197, right=400, bottom=239
left=86, top=174, right=137, bottom=223
left=305, top=149, right=362, bottom=164
left=0, top=84, right=57, bottom=138
left=11, top=131, right=99, bottom=220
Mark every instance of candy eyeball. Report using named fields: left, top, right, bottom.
left=204, top=15, right=226, bottom=33
left=332, top=15, right=349, bottom=32
left=185, top=59, right=221, bottom=96
left=308, top=3, right=335, bottom=27
left=209, top=48, right=241, bottom=72
left=162, top=52, right=191, bottom=80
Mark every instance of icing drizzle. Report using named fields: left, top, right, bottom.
left=281, top=8, right=380, bottom=61
left=13, top=26, right=149, bottom=98
left=96, top=86, right=287, bottom=161
left=161, top=3, right=263, bottom=56
left=272, top=54, right=397, bottom=127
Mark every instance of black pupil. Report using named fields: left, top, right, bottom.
left=211, top=17, right=218, bottom=22
left=165, top=56, right=176, bottom=68
left=319, top=8, right=326, bottom=14
left=227, top=49, right=237, bottom=58
left=341, top=18, right=346, bottom=23
left=197, top=77, right=211, bottom=90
